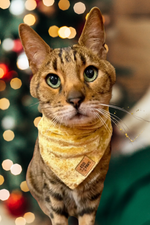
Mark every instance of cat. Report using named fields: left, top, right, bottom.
left=19, top=7, right=116, bottom=225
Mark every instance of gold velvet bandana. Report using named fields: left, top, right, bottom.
left=38, top=112, right=112, bottom=189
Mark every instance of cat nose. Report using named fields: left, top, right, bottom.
left=67, top=90, right=85, bottom=109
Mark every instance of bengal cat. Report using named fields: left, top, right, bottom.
left=19, top=7, right=116, bottom=225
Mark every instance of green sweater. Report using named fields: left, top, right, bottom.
left=96, top=147, right=150, bottom=225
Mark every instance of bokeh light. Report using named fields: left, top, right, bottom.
left=2, top=159, right=13, bottom=171
left=10, top=78, right=22, bottom=90
left=0, top=80, right=6, bottom=92
left=0, top=189, right=10, bottom=201
left=15, top=217, right=26, bottom=225
left=68, top=27, right=76, bottom=39
left=9, top=0, right=25, bottom=16
left=0, top=175, right=4, bottom=185
left=20, top=181, right=29, bottom=192
left=3, top=130, right=15, bottom=142
left=58, top=26, right=71, bottom=39
left=23, top=13, right=36, bottom=26
left=2, top=38, right=14, bottom=51
left=0, top=0, right=10, bottom=9
left=73, top=2, right=86, bottom=14
left=11, top=164, right=22, bottom=175
left=17, top=52, right=29, bottom=70
left=1, top=116, right=16, bottom=130
left=25, top=0, right=37, bottom=11
left=43, top=0, right=55, bottom=7
left=58, top=0, right=70, bottom=11
left=0, top=98, right=10, bottom=110
left=24, top=212, right=35, bottom=223
left=0, top=64, right=8, bottom=79
left=48, top=25, right=59, bottom=37
left=33, top=116, right=42, bottom=127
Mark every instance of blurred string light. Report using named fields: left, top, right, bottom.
left=0, top=80, right=6, bottom=92
left=48, top=25, right=59, bottom=37
left=23, top=13, right=37, bottom=26
left=1, top=116, right=16, bottom=130
left=9, top=0, right=25, bottom=16
left=2, top=38, right=14, bottom=52
left=0, top=175, right=4, bottom=185
left=58, top=26, right=70, bottom=38
left=42, top=0, right=55, bottom=7
left=3, top=130, right=15, bottom=142
left=15, top=217, right=26, bottom=225
left=33, top=116, right=42, bottom=127
left=24, top=212, right=35, bottom=223
left=58, top=0, right=70, bottom=11
left=20, top=181, right=29, bottom=192
left=25, top=0, right=37, bottom=11
left=17, top=52, right=29, bottom=70
left=10, top=78, right=22, bottom=90
left=48, top=26, right=76, bottom=39
left=13, top=39, right=23, bottom=52
left=0, top=0, right=10, bottom=9
left=0, top=98, right=10, bottom=110
left=73, top=2, right=86, bottom=14
left=10, top=164, right=22, bottom=175
left=0, top=64, right=8, bottom=79
left=0, top=189, right=10, bottom=201
left=2, top=159, right=13, bottom=171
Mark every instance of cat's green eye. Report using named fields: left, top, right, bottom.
left=46, top=74, right=61, bottom=89
left=84, top=66, right=98, bottom=82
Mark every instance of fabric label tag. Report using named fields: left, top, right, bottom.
left=75, top=156, right=96, bottom=177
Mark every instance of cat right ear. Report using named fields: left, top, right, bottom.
left=78, top=7, right=107, bottom=59
left=19, top=24, right=51, bottom=74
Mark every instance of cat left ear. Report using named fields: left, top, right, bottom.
left=19, top=24, right=51, bottom=74
left=78, top=7, right=107, bottom=59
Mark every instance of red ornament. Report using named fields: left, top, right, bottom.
left=0, top=63, right=9, bottom=79
left=5, top=191, right=29, bottom=217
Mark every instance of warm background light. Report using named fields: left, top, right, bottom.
left=48, top=25, right=59, bottom=37
left=2, top=38, right=14, bottom=51
left=9, top=0, right=25, bottom=16
left=10, top=78, right=22, bottom=90
left=33, top=117, right=42, bottom=127
left=17, top=52, right=29, bottom=70
left=42, top=0, right=55, bottom=7
left=0, top=80, right=6, bottom=92
left=25, top=0, right=37, bottom=11
left=58, top=26, right=71, bottom=38
left=24, top=212, right=35, bottom=223
left=10, top=164, right=22, bottom=175
left=3, top=130, right=15, bottom=141
left=20, top=181, right=29, bottom=192
left=58, top=0, right=70, bottom=11
left=23, top=13, right=36, bottom=26
left=15, top=217, right=26, bottom=225
left=68, top=27, right=76, bottom=39
left=0, top=189, right=10, bottom=201
left=0, top=0, right=10, bottom=9
left=0, top=64, right=8, bottom=78
left=73, top=2, right=86, bottom=14
left=2, top=159, right=13, bottom=171
left=0, top=98, right=10, bottom=110
left=0, top=175, right=4, bottom=185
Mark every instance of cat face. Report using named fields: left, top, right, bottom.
left=19, top=7, right=116, bottom=127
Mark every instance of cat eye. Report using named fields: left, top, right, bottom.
left=46, top=74, right=61, bottom=89
left=84, top=66, right=98, bottom=82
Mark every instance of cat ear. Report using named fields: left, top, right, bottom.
left=78, top=7, right=107, bottom=59
left=19, top=24, right=51, bottom=74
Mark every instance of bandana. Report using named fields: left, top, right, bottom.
left=38, top=111, right=112, bottom=189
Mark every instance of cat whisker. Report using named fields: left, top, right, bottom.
left=29, top=101, right=40, bottom=107
left=94, top=110, right=112, bottom=134
left=99, top=103, right=150, bottom=123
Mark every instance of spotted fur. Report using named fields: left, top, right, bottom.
left=19, top=7, right=116, bottom=225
